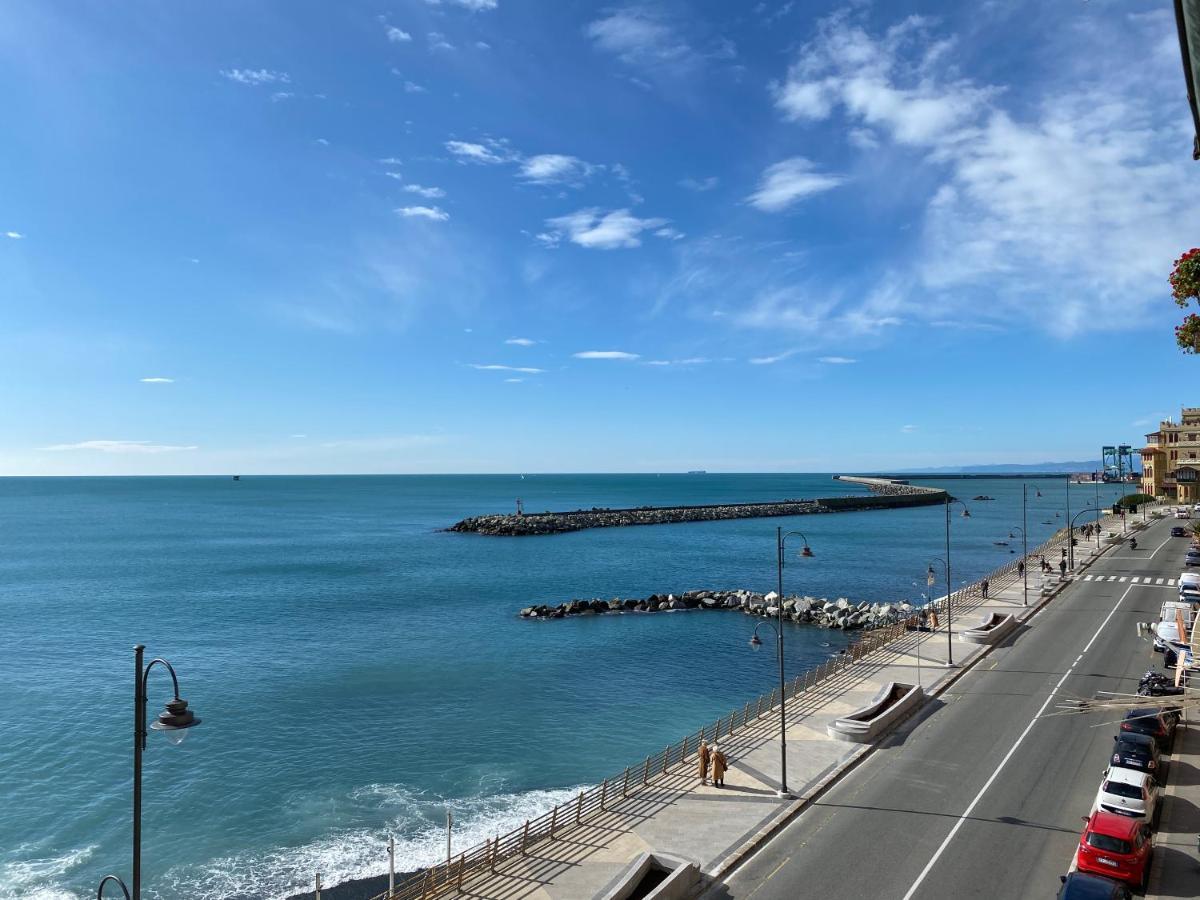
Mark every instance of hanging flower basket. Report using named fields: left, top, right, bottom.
left=1171, top=249, right=1200, bottom=304
left=1177, top=313, right=1200, bottom=354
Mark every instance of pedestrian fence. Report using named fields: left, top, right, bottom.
left=360, top=505, right=1146, bottom=900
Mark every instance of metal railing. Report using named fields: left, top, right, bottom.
left=367, top=505, right=1147, bottom=900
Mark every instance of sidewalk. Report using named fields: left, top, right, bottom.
left=393, top=508, right=1139, bottom=900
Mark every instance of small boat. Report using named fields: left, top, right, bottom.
left=232, top=475, right=240, bottom=481
left=993, top=541, right=1009, bottom=546
left=1041, top=520, right=1053, bottom=525
left=972, top=495, right=995, bottom=501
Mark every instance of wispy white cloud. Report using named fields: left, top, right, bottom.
left=403, top=184, right=446, bottom=199
left=505, top=338, right=537, bottom=346
left=573, top=350, right=640, bottom=360
left=655, top=226, right=684, bottom=240
left=379, top=157, right=404, bottom=166
left=386, top=25, right=412, bottom=42
left=43, top=440, right=197, bottom=454
left=543, top=208, right=668, bottom=250
left=396, top=206, right=450, bottom=221
left=773, top=12, right=1195, bottom=336
left=221, top=68, right=290, bottom=86
left=818, top=356, right=856, bottom=364
left=519, top=154, right=595, bottom=185
left=748, top=157, right=843, bottom=212
left=270, top=91, right=295, bottom=102
left=5, top=231, right=24, bottom=239
left=427, top=32, right=455, bottom=51
left=645, top=357, right=710, bottom=366
left=469, top=364, right=545, bottom=373
left=900, top=424, right=918, bottom=433
left=424, top=0, right=498, bottom=9
left=586, top=8, right=692, bottom=72
left=504, top=377, right=524, bottom=383
left=679, top=176, right=718, bottom=192
left=748, top=349, right=800, bottom=365
left=404, top=81, right=427, bottom=94
left=445, top=140, right=511, bottom=164
left=139, top=377, right=175, bottom=383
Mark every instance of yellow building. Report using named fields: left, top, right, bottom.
left=1141, top=407, right=1200, bottom=501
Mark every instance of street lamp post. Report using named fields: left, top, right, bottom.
left=1010, top=524, right=1028, bottom=607
left=754, top=527, right=813, bottom=798
left=1068, top=507, right=1098, bottom=570
left=934, top=495, right=971, bottom=667
left=99, top=645, right=201, bottom=900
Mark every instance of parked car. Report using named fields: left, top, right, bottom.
left=1074, top=811, right=1154, bottom=889
left=1120, top=709, right=1176, bottom=752
left=1175, top=508, right=1190, bottom=519
left=1111, top=732, right=1161, bottom=780
left=1057, top=871, right=1133, bottom=899
left=1093, top=767, right=1159, bottom=822
left=1172, top=526, right=1188, bottom=537
left=1185, top=549, right=1200, bottom=567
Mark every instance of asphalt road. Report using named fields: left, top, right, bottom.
left=709, top=513, right=1184, bottom=900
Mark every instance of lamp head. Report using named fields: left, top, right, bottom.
left=961, top=507, right=971, bottom=518
left=800, top=545, right=814, bottom=558
left=926, top=566, right=936, bottom=586
left=149, top=697, right=200, bottom=746
left=749, top=633, right=763, bottom=649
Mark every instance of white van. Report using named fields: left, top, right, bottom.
left=1156, top=598, right=1197, bottom=651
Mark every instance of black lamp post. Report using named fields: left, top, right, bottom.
left=758, top=527, right=814, bottom=798
left=1011, top=522, right=1028, bottom=609
left=103, top=645, right=202, bottom=900
left=932, top=496, right=971, bottom=667
left=1068, top=507, right=1099, bottom=570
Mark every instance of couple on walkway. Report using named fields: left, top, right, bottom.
left=698, top=740, right=728, bottom=787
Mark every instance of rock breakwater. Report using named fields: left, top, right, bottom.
left=519, top=588, right=917, bottom=631
left=451, top=480, right=945, bottom=536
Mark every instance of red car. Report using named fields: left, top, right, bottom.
left=1075, top=810, right=1153, bottom=889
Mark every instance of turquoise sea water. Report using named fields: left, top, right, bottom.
left=0, top=474, right=1132, bottom=899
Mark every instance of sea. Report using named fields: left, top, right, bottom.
left=0, top=473, right=1132, bottom=899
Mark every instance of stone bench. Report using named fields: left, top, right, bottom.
left=959, top=612, right=1018, bottom=645
left=826, top=681, right=924, bottom=743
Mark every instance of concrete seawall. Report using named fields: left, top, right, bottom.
left=449, top=478, right=946, bottom=536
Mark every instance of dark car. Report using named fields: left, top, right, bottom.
left=1058, top=870, right=1133, bottom=899
left=1120, top=709, right=1176, bottom=751
left=1111, top=732, right=1162, bottom=780
left=1172, top=526, right=1187, bottom=537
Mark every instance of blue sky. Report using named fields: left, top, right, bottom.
left=2, top=0, right=1198, bottom=475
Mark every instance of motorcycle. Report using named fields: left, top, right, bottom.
left=1129, top=538, right=1138, bottom=550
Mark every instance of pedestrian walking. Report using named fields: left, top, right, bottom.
left=981, top=579, right=989, bottom=599
left=698, top=740, right=710, bottom=785
left=710, top=745, right=728, bottom=788
left=1017, top=560, right=1025, bottom=577
left=1059, top=559, right=1067, bottom=576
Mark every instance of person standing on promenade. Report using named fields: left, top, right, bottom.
left=981, top=579, right=989, bottom=599
left=1059, top=558, right=1067, bottom=576
left=711, top=745, right=728, bottom=788
left=698, top=740, right=711, bottom=785
left=1017, top=560, right=1025, bottom=578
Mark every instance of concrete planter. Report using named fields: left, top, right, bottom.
left=826, top=681, right=924, bottom=743
left=960, top=612, right=1017, bottom=645
left=597, top=852, right=699, bottom=900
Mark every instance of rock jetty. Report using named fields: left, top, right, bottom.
left=519, top=588, right=916, bottom=631
left=451, top=480, right=945, bottom=536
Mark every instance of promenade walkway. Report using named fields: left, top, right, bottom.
left=376, top=506, right=1146, bottom=900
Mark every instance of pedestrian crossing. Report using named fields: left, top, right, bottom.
left=1080, top=574, right=1176, bottom=585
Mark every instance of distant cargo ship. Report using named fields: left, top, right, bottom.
left=686, top=470, right=707, bottom=474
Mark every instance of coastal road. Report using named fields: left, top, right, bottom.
left=709, top=513, right=1183, bottom=900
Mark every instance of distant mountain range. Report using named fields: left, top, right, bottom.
left=894, top=461, right=1141, bottom=474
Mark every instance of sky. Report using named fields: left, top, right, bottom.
left=2, top=0, right=1199, bottom=475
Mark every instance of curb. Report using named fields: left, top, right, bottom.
left=697, top=528, right=1124, bottom=896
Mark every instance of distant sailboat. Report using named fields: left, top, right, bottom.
left=232, top=475, right=240, bottom=481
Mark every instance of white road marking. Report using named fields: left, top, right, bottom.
left=1150, top=536, right=1174, bottom=558
left=1083, top=575, right=1094, bottom=581
left=1169, top=579, right=1177, bottom=586
left=1157, top=578, right=1165, bottom=585
left=1119, top=576, right=1128, bottom=583
left=899, top=584, right=1135, bottom=900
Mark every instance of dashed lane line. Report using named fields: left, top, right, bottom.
left=899, top=583, right=1136, bottom=900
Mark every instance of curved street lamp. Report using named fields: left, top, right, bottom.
left=1009, top=524, right=1028, bottom=607
left=750, top=527, right=814, bottom=799
left=100, top=645, right=202, bottom=900
left=97, top=875, right=131, bottom=899
left=1068, top=506, right=1101, bottom=570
